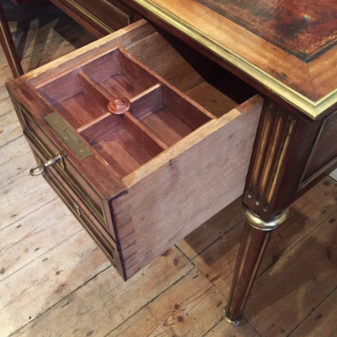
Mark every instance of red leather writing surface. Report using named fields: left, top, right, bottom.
left=198, top=0, right=337, bottom=62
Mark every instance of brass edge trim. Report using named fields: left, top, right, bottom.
left=265, top=116, right=296, bottom=206
left=24, top=128, right=53, bottom=157
left=24, top=127, right=105, bottom=225
left=33, top=150, right=114, bottom=262
left=101, top=0, right=131, bottom=22
left=62, top=0, right=114, bottom=34
left=10, top=96, right=27, bottom=128
left=301, top=156, right=337, bottom=189
left=244, top=208, right=289, bottom=231
left=299, top=109, right=337, bottom=189
left=298, top=119, right=326, bottom=189
left=21, top=106, right=103, bottom=210
left=44, top=172, right=116, bottom=266
left=133, top=0, right=336, bottom=119
left=247, top=106, right=272, bottom=195
left=257, top=112, right=284, bottom=206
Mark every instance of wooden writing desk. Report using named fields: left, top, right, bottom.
left=118, top=0, right=337, bottom=323
left=3, top=0, right=337, bottom=324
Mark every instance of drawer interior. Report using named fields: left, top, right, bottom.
left=35, top=47, right=215, bottom=178
left=29, top=25, right=256, bottom=179
left=81, top=114, right=163, bottom=177
left=124, top=30, right=256, bottom=116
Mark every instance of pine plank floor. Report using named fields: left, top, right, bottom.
left=0, top=2, right=336, bottom=337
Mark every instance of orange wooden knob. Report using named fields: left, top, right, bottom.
left=107, top=97, right=131, bottom=115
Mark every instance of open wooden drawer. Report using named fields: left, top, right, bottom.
left=7, top=20, right=263, bottom=280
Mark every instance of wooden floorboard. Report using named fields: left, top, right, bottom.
left=106, top=270, right=248, bottom=337
left=0, top=2, right=336, bottom=337
left=0, top=230, right=110, bottom=337
left=288, top=288, right=337, bottom=337
left=10, top=248, right=193, bottom=337
left=246, top=216, right=337, bottom=337
left=192, top=179, right=337, bottom=296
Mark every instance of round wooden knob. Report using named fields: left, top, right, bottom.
left=107, top=97, right=131, bottom=115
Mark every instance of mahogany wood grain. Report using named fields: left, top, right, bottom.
left=124, top=110, right=169, bottom=150
left=73, top=0, right=132, bottom=30
left=49, top=0, right=135, bottom=37
left=242, top=100, right=335, bottom=220
left=225, top=223, right=270, bottom=321
left=81, top=114, right=163, bottom=177
left=301, top=111, right=337, bottom=185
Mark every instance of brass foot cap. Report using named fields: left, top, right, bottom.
left=224, top=312, right=240, bottom=326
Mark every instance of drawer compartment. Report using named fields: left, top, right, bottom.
left=8, top=20, right=263, bottom=280
left=35, top=47, right=213, bottom=178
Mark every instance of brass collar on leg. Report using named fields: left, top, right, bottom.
left=245, top=208, right=289, bottom=231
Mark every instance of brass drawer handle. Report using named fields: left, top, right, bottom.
left=30, top=154, right=63, bottom=176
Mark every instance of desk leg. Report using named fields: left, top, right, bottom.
left=0, top=4, right=23, bottom=77
left=225, top=208, right=288, bottom=324
left=225, top=98, right=325, bottom=323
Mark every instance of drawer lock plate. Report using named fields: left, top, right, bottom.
left=44, top=112, right=92, bottom=160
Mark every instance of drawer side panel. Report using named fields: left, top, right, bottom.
left=112, top=96, right=263, bottom=279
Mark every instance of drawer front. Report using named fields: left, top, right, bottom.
left=19, top=103, right=107, bottom=229
left=28, top=140, right=120, bottom=269
left=50, top=0, right=132, bottom=36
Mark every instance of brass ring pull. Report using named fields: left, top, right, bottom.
left=29, top=164, right=45, bottom=176
left=29, top=154, right=63, bottom=176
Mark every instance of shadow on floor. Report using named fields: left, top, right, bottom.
left=2, top=0, right=95, bottom=71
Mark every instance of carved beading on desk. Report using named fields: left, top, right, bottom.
left=225, top=99, right=332, bottom=322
